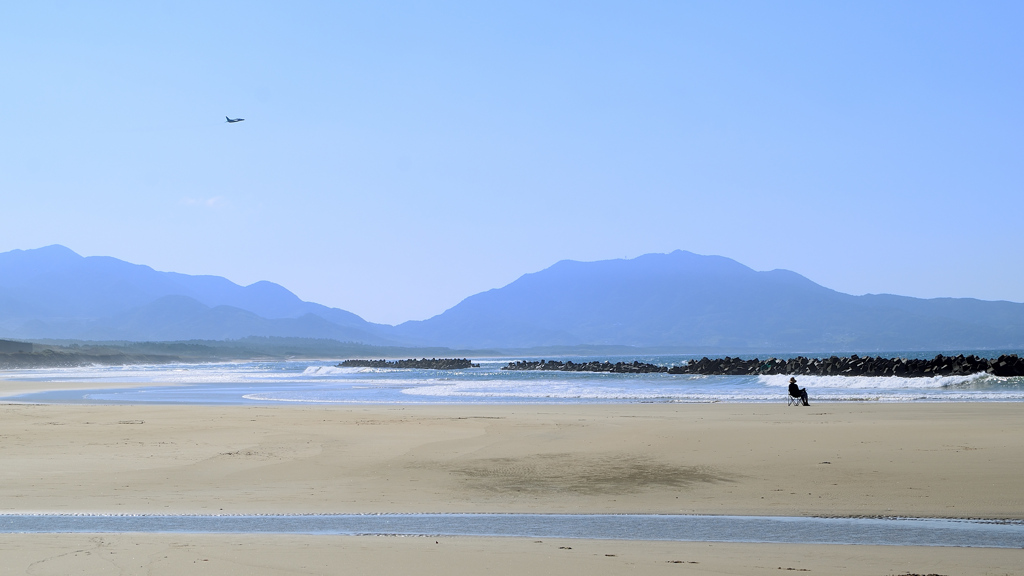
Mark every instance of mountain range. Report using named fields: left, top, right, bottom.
left=0, top=245, right=390, bottom=344
left=1, top=245, right=1022, bottom=353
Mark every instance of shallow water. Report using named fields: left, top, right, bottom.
left=1, top=514, right=1021, bottom=548
left=4, top=356, right=1024, bottom=404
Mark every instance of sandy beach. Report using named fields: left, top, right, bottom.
left=0, top=379, right=173, bottom=399
left=2, top=534, right=1022, bottom=576
left=1, top=393, right=1021, bottom=573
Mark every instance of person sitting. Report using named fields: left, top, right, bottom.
left=788, top=377, right=809, bottom=406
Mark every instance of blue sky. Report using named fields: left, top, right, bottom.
left=2, top=1, right=1022, bottom=324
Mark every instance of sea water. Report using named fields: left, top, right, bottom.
left=3, top=355, right=1023, bottom=404
left=1, top=514, right=1021, bottom=547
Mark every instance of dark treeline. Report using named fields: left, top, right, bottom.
left=338, top=358, right=480, bottom=370
left=0, top=349, right=179, bottom=369
left=502, top=354, right=1024, bottom=377
left=0, top=338, right=498, bottom=370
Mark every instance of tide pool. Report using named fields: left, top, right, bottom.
left=1, top=514, right=1021, bottom=547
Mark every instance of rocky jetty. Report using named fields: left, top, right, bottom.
left=501, top=354, right=1024, bottom=377
left=502, top=359, right=670, bottom=374
left=338, top=358, right=480, bottom=369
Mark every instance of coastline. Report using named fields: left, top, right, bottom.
left=7, top=360, right=1022, bottom=404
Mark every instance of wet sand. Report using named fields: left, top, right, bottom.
left=1, top=398, right=1021, bottom=573
left=0, top=379, right=168, bottom=399
left=2, top=534, right=1021, bottom=576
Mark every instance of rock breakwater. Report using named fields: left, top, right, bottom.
left=501, top=354, right=1024, bottom=377
left=338, top=358, right=480, bottom=369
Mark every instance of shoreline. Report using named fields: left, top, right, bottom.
left=3, top=378, right=1021, bottom=405
left=5, top=357, right=1022, bottom=404
left=2, top=512, right=1021, bottom=549
left=4, top=511, right=1022, bottom=521
left=0, top=379, right=184, bottom=401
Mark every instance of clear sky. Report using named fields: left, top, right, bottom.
left=2, top=1, right=1022, bottom=325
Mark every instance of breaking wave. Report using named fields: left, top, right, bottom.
left=5, top=358, right=1023, bottom=404
left=757, top=372, right=993, bottom=390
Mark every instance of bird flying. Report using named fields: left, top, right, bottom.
left=225, top=116, right=245, bottom=123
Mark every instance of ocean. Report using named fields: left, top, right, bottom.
left=3, top=354, right=1023, bottom=404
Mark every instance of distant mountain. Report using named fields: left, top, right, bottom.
left=392, top=250, right=1024, bottom=352
left=3, top=246, right=1022, bottom=353
left=0, top=245, right=393, bottom=344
